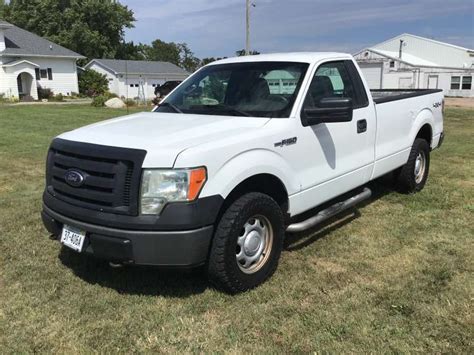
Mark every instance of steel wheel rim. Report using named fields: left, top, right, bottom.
left=236, top=215, right=273, bottom=274
left=414, top=151, right=426, bottom=184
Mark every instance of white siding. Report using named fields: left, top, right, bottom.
left=375, top=34, right=473, bottom=69
left=355, top=47, right=474, bottom=97
left=358, top=63, right=383, bottom=89
left=30, top=57, right=79, bottom=95
left=86, top=62, right=188, bottom=99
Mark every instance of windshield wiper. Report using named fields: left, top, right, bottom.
left=159, top=101, right=183, bottom=113
left=203, top=104, right=251, bottom=117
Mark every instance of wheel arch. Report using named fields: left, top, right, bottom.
left=412, top=109, right=434, bottom=148
left=200, top=149, right=298, bottom=221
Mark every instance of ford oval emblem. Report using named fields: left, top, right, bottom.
left=64, top=169, right=85, bottom=187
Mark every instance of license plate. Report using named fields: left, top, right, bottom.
left=61, top=225, right=86, bottom=252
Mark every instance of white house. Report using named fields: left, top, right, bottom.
left=354, top=34, right=474, bottom=97
left=0, top=20, right=84, bottom=100
left=85, top=59, right=189, bottom=99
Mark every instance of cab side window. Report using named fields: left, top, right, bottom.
left=303, top=61, right=356, bottom=109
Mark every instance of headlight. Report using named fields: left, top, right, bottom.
left=140, top=167, right=207, bottom=215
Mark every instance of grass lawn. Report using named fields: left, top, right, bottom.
left=0, top=104, right=472, bottom=352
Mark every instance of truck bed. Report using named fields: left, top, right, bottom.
left=371, top=89, right=442, bottom=104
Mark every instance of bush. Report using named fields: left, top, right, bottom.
left=124, top=98, right=136, bottom=107
left=91, top=95, right=107, bottom=107
left=37, top=87, right=53, bottom=100
left=104, top=91, right=118, bottom=100
left=50, top=93, right=64, bottom=102
left=79, top=69, right=109, bottom=97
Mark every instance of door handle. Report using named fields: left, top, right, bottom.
left=357, top=119, right=367, bottom=133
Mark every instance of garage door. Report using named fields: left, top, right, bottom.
left=358, top=63, right=383, bottom=89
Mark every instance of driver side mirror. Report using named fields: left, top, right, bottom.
left=302, top=97, right=353, bottom=127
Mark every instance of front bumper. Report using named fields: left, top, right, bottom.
left=42, top=204, right=214, bottom=267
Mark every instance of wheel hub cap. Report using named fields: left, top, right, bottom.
left=236, top=215, right=273, bottom=274
left=243, top=231, right=262, bottom=256
left=414, top=152, right=426, bottom=184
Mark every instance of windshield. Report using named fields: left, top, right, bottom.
left=154, top=61, right=309, bottom=118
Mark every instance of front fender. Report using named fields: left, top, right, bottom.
left=200, top=149, right=300, bottom=199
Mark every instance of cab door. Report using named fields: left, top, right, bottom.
left=289, top=60, right=376, bottom=215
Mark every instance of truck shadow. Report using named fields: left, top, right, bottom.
left=284, top=175, right=394, bottom=251
left=59, top=249, right=209, bottom=297
left=59, top=175, right=396, bottom=297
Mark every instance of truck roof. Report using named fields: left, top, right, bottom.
left=211, top=52, right=353, bottom=65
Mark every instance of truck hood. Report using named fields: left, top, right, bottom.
left=58, top=112, right=270, bottom=167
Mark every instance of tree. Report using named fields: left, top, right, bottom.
left=144, top=39, right=181, bottom=66
left=3, top=0, right=135, bottom=62
left=235, top=49, right=260, bottom=56
left=115, top=41, right=147, bottom=61
left=0, top=0, right=5, bottom=17
left=200, top=57, right=227, bottom=67
left=143, top=40, right=201, bottom=72
left=78, top=69, right=108, bottom=97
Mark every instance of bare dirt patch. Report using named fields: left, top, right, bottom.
left=445, top=97, right=474, bottom=108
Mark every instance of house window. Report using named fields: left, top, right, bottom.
left=35, top=68, right=40, bottom=80
left=47, top=68, right=53, bottom=80
left=129, top=84, right=134, bottom=87
left=462, top=76, right=472, bottom=90
left=40, top=69, right=48, bottom=79
left=450, top=76, right=460, bottom=90
left=134, top=84, right=139, bottom=87
left=389, top=61, right=395, bottom=68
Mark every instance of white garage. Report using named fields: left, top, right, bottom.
left=358, top=63, right=383, bottom=89
left=354, top=33, right=474, bottom=97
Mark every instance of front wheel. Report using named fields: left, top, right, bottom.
left=395, top=138, right=430, bottom=193
left=207, top=192, right=285, bottom=294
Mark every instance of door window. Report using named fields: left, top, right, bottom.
left=303, top=61, right=356, bottom=109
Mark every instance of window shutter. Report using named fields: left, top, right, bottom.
left=47, top=68, right=53, bottom=80
left=35, top=68, right=41, bottom=80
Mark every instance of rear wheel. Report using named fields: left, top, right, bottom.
left=395, top=138, right=430, bottom=193
left=207, top=192, right=284, bottom=294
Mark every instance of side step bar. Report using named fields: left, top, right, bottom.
left=286, top=188, right=372, bottom=233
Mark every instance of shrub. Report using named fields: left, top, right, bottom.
left=79, top=69, right=108, bottom=97
left=124, top=98, right=136, bottom=107
left=50, top=93, right=64, bottom=102
left=104, top=91, right=118, bottom=100
left=37, top=87, right=53, bottom=100
left=91, top=95, right=107, bottom=107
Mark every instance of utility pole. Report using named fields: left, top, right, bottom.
left=245, top=0, right=250, bottom=55
left=245, top=1, right=256, bottom=55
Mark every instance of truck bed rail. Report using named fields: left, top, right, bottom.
left=371, top=89, right=442, bottom=104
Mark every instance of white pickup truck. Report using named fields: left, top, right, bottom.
left=42, top=53, right=444, bottom=293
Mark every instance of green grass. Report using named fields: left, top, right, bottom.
left=0, top=105, right=473, bottom=353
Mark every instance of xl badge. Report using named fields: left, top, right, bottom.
left=64, top=169, right=85, bottom=187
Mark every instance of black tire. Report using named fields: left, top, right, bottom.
left=395, top=138, right=430, bottom=193
left=207, top=192, right=285, bottom=294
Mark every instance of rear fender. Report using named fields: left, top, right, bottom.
left=411, top=109, right=435, bottom=147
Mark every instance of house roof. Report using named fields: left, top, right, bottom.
left=364, top=48, right=440, bottom=67
left=354, top=33, right=474, bottom=69
left=373, top=33, right=473, bottom=53
left=1, top=59, right=40, bottom=68
left=0, top=20, right=84, bottom=58
left=87, top=59, right=188, bottom=75
left=0, top=19, right=13, bottom=29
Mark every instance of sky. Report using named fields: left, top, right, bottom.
left=121, top=0, right=474, bottom=58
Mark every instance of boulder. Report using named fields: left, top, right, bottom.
left=105, top=97, right=125, bottom=108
